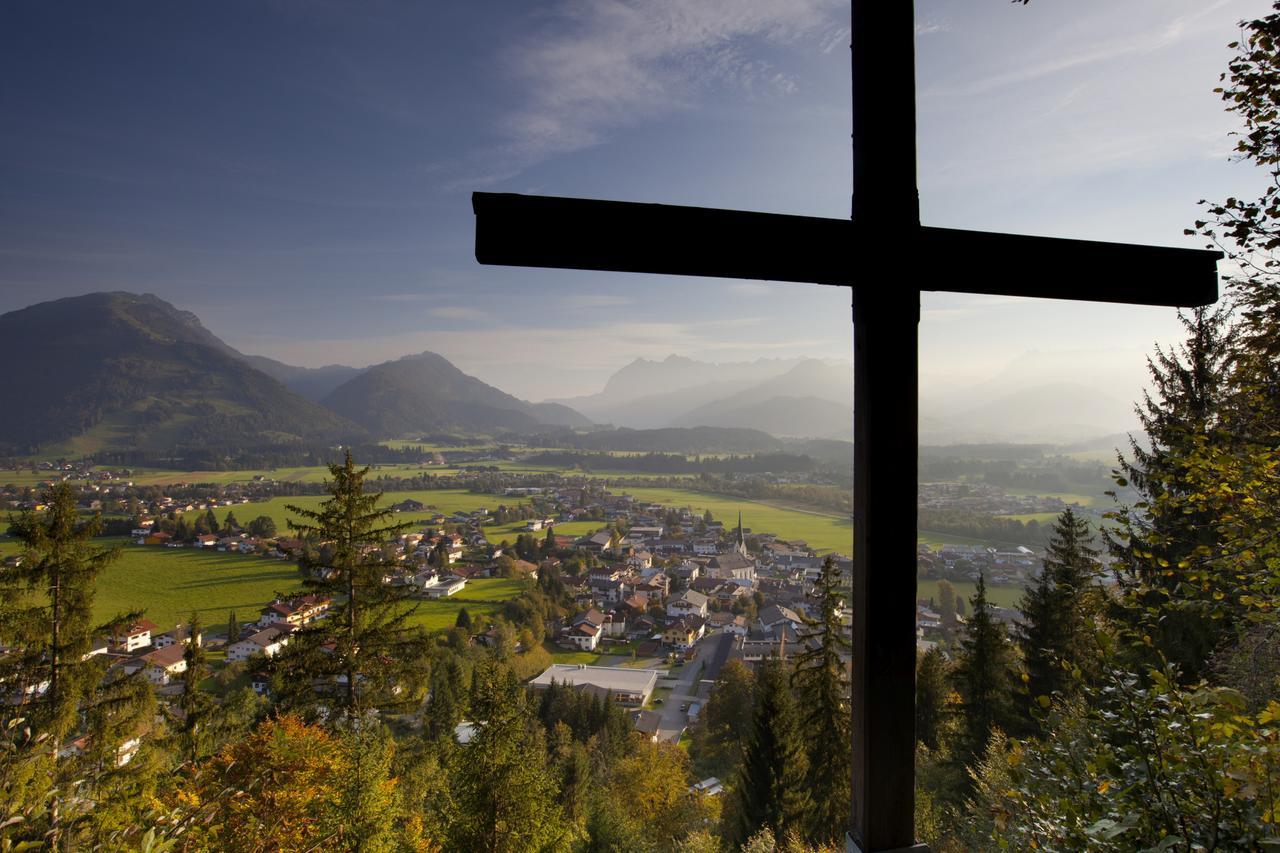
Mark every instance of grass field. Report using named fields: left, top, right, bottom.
left=623, top=487, right=854, bottom=554
left=453, top=577, right=529, bottom=602
left=192, top=489, right=531, bottom=534
left=543, top=642, right=604, bottom=666
left=995, top=512, right=1062, bottom=524
left=94, top=542, right=304, bottom=634
left=401, top=600, right=504, bottom=632
left=918, top=578, right=1023, bottom=609
left=999, top=486, right=1103, bottom=507
left=1, top=533, right=529, bottom=637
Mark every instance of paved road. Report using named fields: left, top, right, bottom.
left=654, top=632, right=733, bottom=743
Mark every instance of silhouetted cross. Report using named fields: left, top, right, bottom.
left=472, top=4, right=1220, bottom=851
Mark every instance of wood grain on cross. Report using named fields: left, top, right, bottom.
left=471, top=3, right=1221, bottom=851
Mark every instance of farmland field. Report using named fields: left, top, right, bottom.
left=454, top=577, right=530, bottom=602
left=401, top=600, right=504, bottom=632
left=93, top=542, right=304, bottom=634
left=622, top=487, right=854, bottom=554
left=189, top=488, right=532, bottom=534
left=0, top=534, right=532, bottom=637
left=917, top=578, right=1023, bottom=610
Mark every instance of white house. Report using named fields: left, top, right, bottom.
left=112, top=619, right=159, bottom=653
left=153, top=626, right=203, bottom=650
left=227, top=626, right=291, bottom=662
left=666, top=590, right=709, bottom=619
left=422, top=575, right=467, bottom=598
left=135, top=644, right=188, bottom=685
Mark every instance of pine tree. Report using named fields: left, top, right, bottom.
left=177, top=612, right=214, bottom=762
left=223, top=510, right=239, bottom=532
left=935, top=578, right=957, bottom=631
left=227, top=610, right=238, bottom=644
left=455, top=606, right=472, bottom=631
left=1015, top=507, right=1100, bottom=730
left=789, top=555, right=851, bottom=845
left=951, top=573, right=1016, bottom=767
left=727, top=659, right=810, bottom=847
left=1106, top=305, right=1236, bottom=679
left=425, top=657, right=467, bottom=742
left=915, top=648, right=948, bottom=751
left=0, top=483, right=152, bottom=846
left=447, top=660, right=569, bottom=851
left=275, top=451, right=432, bottom=722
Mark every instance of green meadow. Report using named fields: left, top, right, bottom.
left=93, top=542, right=304, bottom=635
left=622, top=487, right=854, bottom=554
left=0, top=534, right=530, bottom=637
left=190, top=489, right=531, bottom=535
left=917, top=578, right=1023, bottom=610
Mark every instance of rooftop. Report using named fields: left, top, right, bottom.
left=529, top=664, right=659, bottom=696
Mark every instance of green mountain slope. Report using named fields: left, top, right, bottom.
left=322, top=351, right=591, bottom=436
left=0, top=292, right=360, bottom=453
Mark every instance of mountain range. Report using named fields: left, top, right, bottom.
left=0, top=291, right=1146, bottom=455
left=0, top=293, right=590, bottom=455
left=550, top=355, right=856, bottom=439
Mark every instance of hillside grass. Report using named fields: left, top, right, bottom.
left=93, top=541, right=304, bottom=634
left=918, top=578, right=1023, bottom=610
left=622, top=487, right=853, bottom=554
left=190, top=489, right=530, bottom=534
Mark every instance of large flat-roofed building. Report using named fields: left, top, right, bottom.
left=529, top=664, right=659, bottom=707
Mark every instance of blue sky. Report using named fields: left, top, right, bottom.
left=0, top=0, right=1271, bottom=402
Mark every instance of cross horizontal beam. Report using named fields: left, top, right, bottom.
left=473, top=192, right=1221, bottom=307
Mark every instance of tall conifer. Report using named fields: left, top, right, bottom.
left=790, top=555, right=851, bottom=844
left=275, top=451, right=431, bottom=721
left=1015, top=507, right=1100, bottom=729
left=728, top=659, right=810, bottom=847
left=951, top=573, right=1016, bottom=767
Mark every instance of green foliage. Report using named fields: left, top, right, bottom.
left=915, top=649, right=948, bottom=752
left=444, top=660, right=571, bottom=851
left=689, top=659, right=756, bottom=780
left=274, top=452, right=432, bottom=721
left=950, top=573, right=1017, bottom=767
left=726, top=660, right=810, bottom=848
left=970, top=667, right=1280, bottom=851
left=1014, top=507, right=1102, bottom=732
left=0, top=483, right=155, bottom=848
left=790, top=555, right=852, bottom=845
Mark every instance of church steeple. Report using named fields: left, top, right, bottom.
left=735, top=510, right=747, bottom=556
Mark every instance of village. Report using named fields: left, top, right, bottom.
left=1, top=461, right=1060, bottom=764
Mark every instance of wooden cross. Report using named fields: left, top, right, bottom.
left=471, top=4, right=1221, bottom=851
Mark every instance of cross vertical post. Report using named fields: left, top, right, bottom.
left=848, top=2, right=925, bottom=851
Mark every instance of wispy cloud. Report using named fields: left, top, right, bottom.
left=568, top=293, right=637, bottom=308
left=495, top=0, right=843, bottom=167
left=429, top=305, right=489, bottom=320
left=922, top=0, right=1234, bottom=99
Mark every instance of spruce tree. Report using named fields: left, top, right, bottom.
left=1107, top=305, right=1236, bottom=679
left=447, top=660, right=568, bottom=851
left=0, top=483, right=152, bottom=846
left=789, top=555, right=851, bottom=845
left=915, top=648, right=948, bottom=751
left=227, top=609, right=238, bottom=644
left=178, top=612, right=214, bottom=762
left=950, top=573, right=1016, bottom=767
left=1015, top=507, right=1100, bottom=729
left=275, top=451, right=432, bottom=722
left=728, top=659, right=810, bottom=847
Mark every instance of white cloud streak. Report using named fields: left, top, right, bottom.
left=500, top=0, right=844, bottom=165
